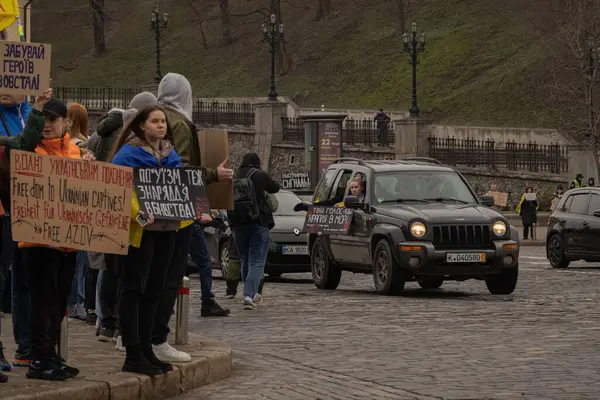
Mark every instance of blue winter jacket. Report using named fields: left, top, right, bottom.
left=111, top=143, right=181, bottom=168
left=0, top=100, right=32, bottom=136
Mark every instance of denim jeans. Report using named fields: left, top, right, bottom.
left=232, top=224, right=270, bottom=299
left=11, top=246, right=30, bottom=349
left=69, top=251, right=88, bottom=306
left=96, top=269, right=103, bottom=326
left=190, top=223, right=214, bottom=304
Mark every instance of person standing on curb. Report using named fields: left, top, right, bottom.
left=152, top=73, right=233, bottom=363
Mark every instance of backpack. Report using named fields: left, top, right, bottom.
left=228, top=168, right=261, bottom=224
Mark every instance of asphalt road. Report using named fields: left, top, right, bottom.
left=182, top=247, right=600, bottom=400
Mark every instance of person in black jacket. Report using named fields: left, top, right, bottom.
left=230, top=153, right=279, bottom=310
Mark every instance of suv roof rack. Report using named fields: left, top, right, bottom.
left=331, top=158, right=366, bottom=166
left=404, top=157, right=442, bottom=165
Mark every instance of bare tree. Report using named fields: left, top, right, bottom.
left=268, top=0, right=294, bottom=75
left=316, top=0, right=332, bottom=21
left=89, top=0, right=107, bottom=56
left=219, top=0, right=233, bottom=45
left=396, top=0, right=405, bottom=36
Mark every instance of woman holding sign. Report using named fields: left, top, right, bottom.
left=110, top=105, right=184, bottom=376
left=515, top=187, right=539, bottom=240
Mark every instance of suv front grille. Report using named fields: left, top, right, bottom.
left=432, top=225, right=491, bottom=248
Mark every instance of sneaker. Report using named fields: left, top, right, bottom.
left=52, top=356, right=79, bottom=378
left=152, top=342, right=191, bottom=363
left=201, top=300, right=231, bottom=317
left=27, top=359, right=70, bottom=381
left=115, top=336, right=125, bottom=352
left=253, top=293, right=263, bottom=304
left=0, top=343, right=10, bottom=372
left=113, top=329, right=120, bottom=343
left=86, top=310, right=98, bottom=326
left=0, top=372, right=7, bottom=383
left=12, top=346, right=31, bottom=367
left=243, top=297, right=256, bottom=310
left=67, top=304, right=87, bottom=322
left=98, top=327, right=116, bottom=342
left=226, top=293, right=236, bottom=299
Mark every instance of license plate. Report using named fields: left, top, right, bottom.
left=282, top=245, right=308, bottom=255
left=446, top=252, right=486, bottom=263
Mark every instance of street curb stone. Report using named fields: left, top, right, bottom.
left=1, top=333, right=232, bottom=400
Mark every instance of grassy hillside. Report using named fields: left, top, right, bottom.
left=30, top=0, right=583, bottom=129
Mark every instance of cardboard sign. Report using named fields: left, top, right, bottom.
left=10, top=150, right=133, bottom=254
left=0, top=41, right=51, bottom=96
left=197, top=129, right=234, bottom=210
left=525, top=193, right=537, bottom=201
left=303, top=205, right=354, bottom=234
left=133, top=167, right=210, bottom=220
left=281, top=172, right=310, bottom=190
left=490, top=191, right=508, bottom=207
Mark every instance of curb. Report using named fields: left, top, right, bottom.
left=2, top=334, right=232, bottom=400
left=520, top=240, right=545, bottom=247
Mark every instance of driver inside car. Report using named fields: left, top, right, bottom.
left=294, top=175, right=366, bottom=211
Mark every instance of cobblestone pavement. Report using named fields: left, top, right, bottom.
left=182, top=247, right=600, bottom=400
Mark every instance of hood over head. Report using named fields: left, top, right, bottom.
left=122, top=108, right=138, bottom=128
left=128, top=92, right=158, bottom=110
left=97, top=112, right=124, bottom=137
left=157, top=73, right=193, bottom=121
left=241, top=152, right=261, bottom=168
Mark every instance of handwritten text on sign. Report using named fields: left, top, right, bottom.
left=134, top=167, right=210, bottom=220
left=0, top=42, right=51, bottom=96
left=303, top=206, right=354, bottom=234
left=10, top=150, right=133, bottom=254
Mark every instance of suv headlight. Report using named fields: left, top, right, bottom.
left=410, top=221, right=427, bottom=238
left=492, top=220, right=507, bottom=236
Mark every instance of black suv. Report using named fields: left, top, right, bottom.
left=546, top=187, right=600, bottom=268
left=307, top=157, right=520, bottom=295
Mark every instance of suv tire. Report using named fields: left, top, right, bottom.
left=547, top=234, right=570, bottom=269
left=485, top=265, right=518, bottom=295
left=311, top=237, right=341, bottom=290
left=372, top=239, right=405, bottom=295
left=418, top=277, right=444, bottom=289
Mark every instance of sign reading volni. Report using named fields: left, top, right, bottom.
left=281, top=172, right=311, bottom=190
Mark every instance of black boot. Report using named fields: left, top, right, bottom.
left=122, top=345, right=162, bottom=376
left=201, top=299, right=231, bottom=317
left=141, top=344, right=173, bottom=373
left=0, top=372, right=7, bottom=383
left=27, top=358, right=70, bottom=381
left=225, top=280, right=238, bottom=298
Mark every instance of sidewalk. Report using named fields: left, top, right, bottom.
left=0, top=318, right=232, bottom=399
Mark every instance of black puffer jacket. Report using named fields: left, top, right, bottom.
left=89, top=111, right=123, bottom=162
left=235, top=153, right=280, bottom=228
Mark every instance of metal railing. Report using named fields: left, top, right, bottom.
left=281, top=117, right=304, bottom=142
left=192, top=100, right=254, bottom=127
left=343, top=118, right=395, bottom=147
left=428, top=136, right=569, bottom=173
left=54, top=86, right=141, bottom=111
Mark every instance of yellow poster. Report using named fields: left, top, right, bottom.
left=0, top=0, right=18, bottom=32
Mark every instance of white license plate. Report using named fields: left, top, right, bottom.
left=446, top=252, right=486, bottom=263
left=282, top=245, right=308, bottom=255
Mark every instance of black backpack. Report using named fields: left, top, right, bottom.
left=228, top=168, right=261, bottom=224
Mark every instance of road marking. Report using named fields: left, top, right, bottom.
left=521, top=267, right=599, bottom=275
left=519, top=256, right=547, bottom=260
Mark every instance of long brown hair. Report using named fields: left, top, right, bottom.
left=108, top=105, right=174, bottom=161
left=67, top=103, right=89, bottom=140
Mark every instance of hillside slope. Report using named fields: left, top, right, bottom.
left=30, top=0, right=579, bottom=128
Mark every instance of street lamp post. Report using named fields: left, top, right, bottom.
left=403, top=22, right=426, bottom=118
left=262, top=14, right=284, bottom=102
left=588, top=38, right=599, bottom=137
left=150, top=4, right=168, bottom=84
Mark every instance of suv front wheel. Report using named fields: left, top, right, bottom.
left=485, top=265, right=518, bottom=295
left=372, top=239, right=406, bottom=295
left=311, top=237, right=342, bottom=290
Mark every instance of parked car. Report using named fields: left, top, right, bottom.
left=307, top=157, right=521, bottom=295
left=187, top=190, right=311, bottom=277
left=292, top=189, right=313, bottom=203
left=546, top=186, right=600, bottom=268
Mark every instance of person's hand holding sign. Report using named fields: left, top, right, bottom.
left=34, top=88, right=53, bottom=112
left=82, top=150, right=96, bottom=161
left=217, top=157, right=233, bottom=181
left=198, top=213, right=213, bottom=224
left=136, top=210, right=155, bottom=227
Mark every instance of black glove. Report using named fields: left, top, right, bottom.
left=294, top=202, right=310, bottom=212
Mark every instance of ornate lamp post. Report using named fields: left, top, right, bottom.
left=262, top=14, right=284, bottom=101
left=588, top=38, right=599, bottom=137
left=403, top=22, right=426, bottom=118
left=150, top=4, right=168, bottom=84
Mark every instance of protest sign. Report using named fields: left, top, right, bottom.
left=133, top=167, right=210, bottom=220
left=281, top=172, right=311, bottom=190
left=197, top=129, right=233, bottom=210
left=0, top=41, right=51, bottom=96
left=303, top=205, right=354, bottom=234
left=525, top=193, right=537, bottom=201
left=490, top=191, right=508, bottom=207
left=10, top=150, right=133, bottom=255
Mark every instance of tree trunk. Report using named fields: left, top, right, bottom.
left=219, top=0, right=232, bottom=45
left=269, top=0, right=294, bottom=75
left=89, top=0, right=106, bottom=56
left=316, top=0, right=332, bottom=21
left=396, top=0, right=405, bottom=36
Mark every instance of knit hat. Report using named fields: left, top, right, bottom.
left=128, top=92, right=157, bottom=110
left=122, top=108, right=138, bottom=128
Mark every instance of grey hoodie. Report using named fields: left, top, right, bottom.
left=157, top=73, right=193, bottom=122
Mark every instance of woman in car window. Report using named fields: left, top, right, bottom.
left=515, top=187, right=539, bottom=240
left=334, top=176, right=365, bottom=207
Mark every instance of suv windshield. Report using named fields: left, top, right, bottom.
left=274, top=191, right=306, bottom=216
left=374, top=171, right=478, bottom=204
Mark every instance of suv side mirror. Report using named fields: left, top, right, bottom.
left=481, top=195, right=494, bottom=207
left=344, top=195, right=363, bottom=209
left=593, top=209, right=600, bottom=218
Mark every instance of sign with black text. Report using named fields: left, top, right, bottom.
left=281, top=172, right=311, bottom=190
left=133, top=167, right=210, bottom=220
left=0, top=41, right=51, bottom=96
left=303, top=205, right=354, bottom=234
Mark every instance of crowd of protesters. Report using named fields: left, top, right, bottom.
left=0, top=72, right=280, bottom=382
